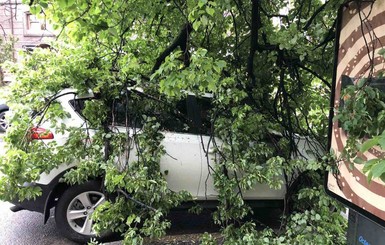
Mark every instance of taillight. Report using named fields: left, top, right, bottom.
left=31, top=127, right=54, bottom=140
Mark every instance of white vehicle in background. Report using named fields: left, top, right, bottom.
left=8, top=88, right=321, bottom=243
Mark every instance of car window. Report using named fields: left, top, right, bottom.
left=69, top=92, right=213, bottom=135
left=69, top=98, right=88, bottom=117
left=184, top=95, right=212, bottom=134
left=197, top=96, right=212, bottom=134
left=111, top=92, right=189, bottom=133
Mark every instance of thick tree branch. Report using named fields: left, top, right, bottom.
left=247, top=0, right=261, bottom=88
left=303, top=0, right=330, bottom=31
left=259, top=5, right=290, bottom=24
left=151, top=23, right=192, bottom=73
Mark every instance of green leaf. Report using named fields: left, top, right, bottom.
left=193, top=21, right=201, bottom=31
left=378, top=48, right=385, bottom=56
left=198, top=0, right=207, bottom=8
left=360, top=138, right=379, bottom=152
left=380, top=173, right=385, bottom=183
left=367, top=171, right=373, bottom=183
left=126, top=214, right=136, bottom=226
left=95, top=21, right=109, bottom=31
left=206, top=7, right=215, bottom=16
left=353, top=157, right=364, bottom=164
left=57, top=0, right=68, bottom=8
left=30, top=5, right=42, bottom=15
left=378, top=136, right=385, bottom=149
left=201, top=15, right=208, bottom=26
left=216, top=60, right=226, bottom=69
left=357, top=78, right=366, bottom=88
left=39, top=1, right=48, bottom=8
left=67, top=0, right=75, bottom=7
left=363, top=159, right=379, bottom=173
left=372, top=160, right=385, bottom=178
left=108, top=28, right=118, bottom=36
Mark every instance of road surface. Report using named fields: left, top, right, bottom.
left=0, top=201, right=81, bottom=245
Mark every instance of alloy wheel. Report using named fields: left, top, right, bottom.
left=66, top=191, right=105, bottom=235
left=0, top=112, right=8, bottom=131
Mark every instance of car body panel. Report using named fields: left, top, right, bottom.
left=197, top=134, right=288, bottom=200
left=160, top=132, right=202, bottom=197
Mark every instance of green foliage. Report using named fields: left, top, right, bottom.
left=152, top=48, right=227, bottom=97
left=254, top=187, right=346, bottom=245
left=0, top=36, right=15, bottom=85
left=0, top=37, right=14, bottom=64
left=337, top=82, right=385, bottom=138
left=337, top=73, right=385, bottom=183
left=93, top=118, right=191, bottom=242
left=0, top=0, right=349, bottom=244
left=349, top=131, right=385, bottom=183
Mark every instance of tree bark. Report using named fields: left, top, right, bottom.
left=151, top=23, right=192, bottom=73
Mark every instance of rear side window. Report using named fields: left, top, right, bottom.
left=111, top=93, right=189, bottom=132
left=69, top=99, right=90, bottom=118
left=69, top=93, right=213, bottom=135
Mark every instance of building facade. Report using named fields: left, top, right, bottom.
left=0, top=0, right=55, bottom=83
left=1, top=0, right=54, bottom=51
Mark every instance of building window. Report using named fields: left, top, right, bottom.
left=27, top=13, right=45, bottom=31
left=23, top=12, right=54, bottom=37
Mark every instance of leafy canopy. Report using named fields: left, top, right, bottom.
left=0, top=0, right=349, bottom=244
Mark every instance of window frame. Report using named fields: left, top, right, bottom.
left=23, top=11, right=55, bottom=37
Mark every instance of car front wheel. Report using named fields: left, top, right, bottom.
left=55, top=180, right=109, bottom=243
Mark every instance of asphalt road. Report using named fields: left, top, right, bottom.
left=0, top=201, right=80, bottom=245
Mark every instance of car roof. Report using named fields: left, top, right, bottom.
left=58, top=88, right=95, bottom=99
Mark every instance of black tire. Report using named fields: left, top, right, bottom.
left=55, top=180, right=111, bottom=244
left=0, top=111, right=8, bottom=132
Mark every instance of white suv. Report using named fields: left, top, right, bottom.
left=8, top=88, right=320, bottom=243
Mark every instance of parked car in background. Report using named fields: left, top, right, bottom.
left=0, top=103, right=9, bottom=132
left=8, top=88, right=322, bottom=243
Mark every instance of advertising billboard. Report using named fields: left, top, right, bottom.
left=326, top=0, right=385, bottom=227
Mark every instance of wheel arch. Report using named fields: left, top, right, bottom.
left=0, top=104, right=9, bottom=112
left=43, top=169, right=103, bottom=224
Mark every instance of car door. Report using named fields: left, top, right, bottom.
left=160, top=131, right=203, bottom=197
left=187, top=96, right=218, bottom=200
left=193, top=96, right=287, bottom=200
left=158, top=95, right=204, bottom=197
left=112, top=92, right=203, bottom=197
